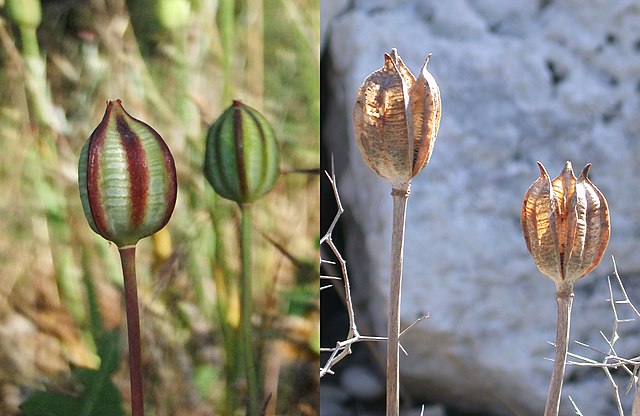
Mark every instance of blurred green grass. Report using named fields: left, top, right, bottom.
left=0, top=0, right=319, bottom=414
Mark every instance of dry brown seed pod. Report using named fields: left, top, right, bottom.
left=353, top=49, right=441, bottom=188
left=521, top=161, right=610, bottom=285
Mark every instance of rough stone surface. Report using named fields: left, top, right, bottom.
left=322, top=1, right=640, bottom=415
left=341, top=364, right=385, bottom=401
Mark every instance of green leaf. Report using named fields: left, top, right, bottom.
left=284, top=285, right=317, bottom=317
left=193, top=364, right=219, bottom=399
left=21, top=330, right=124, bottom=416
left=20, top=392, right=83, bottom=416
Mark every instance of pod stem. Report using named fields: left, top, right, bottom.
left=119, top=246, right=145, bottom=416
left=18, top=25, right=40, bottom=57
left=240, top=204, right=259, bottom=415
left=387, top=183, right=410, bottom=416
left=544, top=283, right=574, bottom=416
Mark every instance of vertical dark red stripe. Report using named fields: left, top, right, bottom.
left=120, top=102, right=177, bottom=230
left=116, top=113, right=149, bottom=228
left=233, top=100, right=249, bottom=199
left=87, top=101, right=114, bottom=240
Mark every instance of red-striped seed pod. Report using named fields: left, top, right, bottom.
left=203, top=100, right=280, bottom=204
left=521, top=161, right=610, bottom=286
left=78, top=99, right=177, bottom=248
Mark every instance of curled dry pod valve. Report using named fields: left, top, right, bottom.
left=204, top=100, right=280, bottom=204
left=78, top=99, right=178, bottom=248
left=521, top=161, right=610, bottom=286
left=353, top=49, right=441, bottom=188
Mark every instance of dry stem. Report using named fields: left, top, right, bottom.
left=544, top=283, right=574, bottom=416
left=320, top=160, right=427, bottom=403
left=387, top=183, right=410, bottom=416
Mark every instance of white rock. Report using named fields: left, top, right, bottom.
left=320, top=0, right=349, bottom=52
left=323, top=0, right=640, bottom=414
left=340, top=364, right=385, bottom=401
left=320, top=383, right=350, bottom=415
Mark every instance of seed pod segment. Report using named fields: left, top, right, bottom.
left=203, top=100, right=280, bottom=204
left=521, top=161, right=610, bottom=285
left=78, top=99, right=177, bottom=248
left=353, top=48, right=441, bottom=188
left=409, top=53, right=441, bottom=178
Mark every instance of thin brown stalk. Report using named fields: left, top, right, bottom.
left=544, top=283, right=574, bottom=416
left=119, top=246, right=144, bottom=416
left=387, top=183, right=410, bottom=416
left=633, top=385, right=640, bottom=416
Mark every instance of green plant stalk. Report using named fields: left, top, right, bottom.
left=18, top=25, right=40, bottom=57
left=47, top=216, right=83, bottom=320
left=215, top=270, right=240, bottom=416
left=544, top=283, right=574, bottom=416
left=172, top=28, right=199, bottom=139
left=245, top=0, right=263, bottom=106
left=119, top=246, right=144, bottom=416
left=16, top=25, right=64, bottom=132
left=31, top=151, right=84, bottom=322
left=81, top=246, right=104, bottom=339
left=217, top=0, right=234, bottom=103
left=210, top=199, right=240, bottom=415
left=387, top=184, right=410, bottom=416
left=240, top=203, right=259, bottom=416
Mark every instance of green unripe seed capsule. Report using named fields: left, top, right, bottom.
left=155, top=0, right=191, bottom=31
left=5, top=0, right=42, bottom=28
left=204, top=100, right=280, bottom=204
left=78, top=99, right=178, bottom=247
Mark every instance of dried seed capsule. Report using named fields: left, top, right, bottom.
left=521, top=161, right=610, bottom=285
left=78, top=99, right=177, bottom=247
left=353, top=49, right=441, bottom=188
left=203, top=100, right=280, bottom=204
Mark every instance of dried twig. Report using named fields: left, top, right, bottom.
left=320, top=157, right=380, bottom=377
left=320, top=157, right=427, bottom=378
left=566, top=256, right=640, bottom=415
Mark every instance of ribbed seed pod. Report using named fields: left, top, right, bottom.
left=78, top=99, right=177, bottom=248
left=203, top=100, right=280, bottom=204
left=353, top=49, right=441, bottom=188
left=521, top=161, right=610, bottom=285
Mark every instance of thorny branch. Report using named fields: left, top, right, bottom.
left=319, top=157, right=427, bottom=378
left=320, top=157, right=383, bottom=377
left=566, top=256, right=640, bottom=415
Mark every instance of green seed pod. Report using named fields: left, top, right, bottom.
left=203, top=100, right=280, bottom=204
left=78, top=99, right=177, bottom=247
left=5, top=0, right=42, bottom=28
left=155, top=0, right=191, bottom=31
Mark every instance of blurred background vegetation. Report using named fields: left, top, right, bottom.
left=0, top=0, right=319, bottom=414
